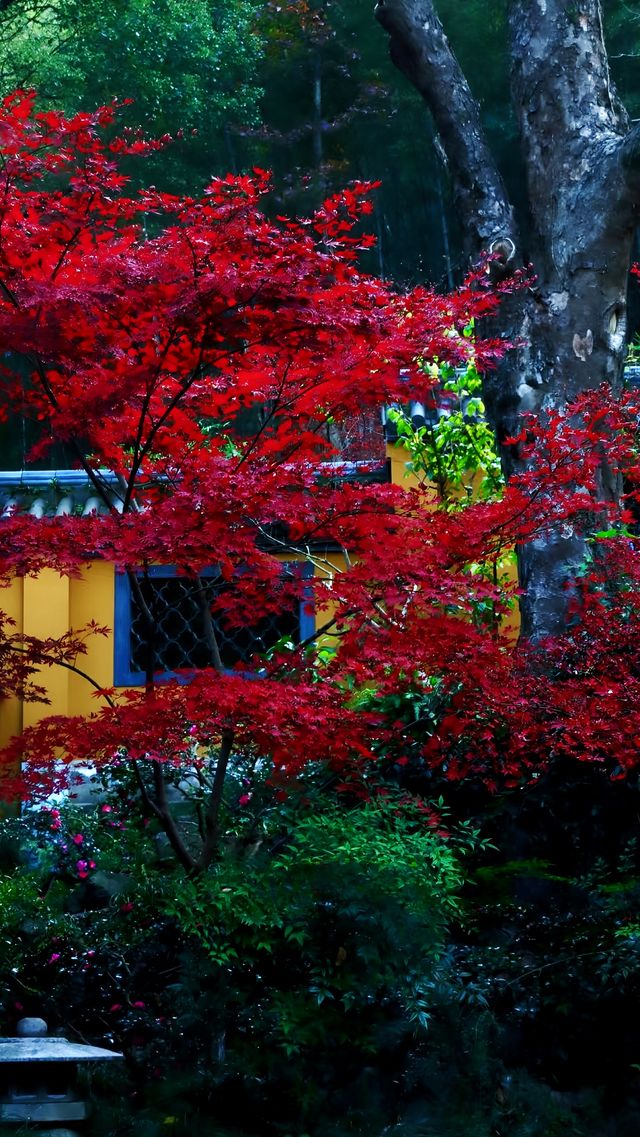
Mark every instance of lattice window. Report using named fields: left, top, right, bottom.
left=114, top=566, right=313, bottom=685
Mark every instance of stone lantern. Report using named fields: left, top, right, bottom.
left=0, top=1017, right=123, bottom=1136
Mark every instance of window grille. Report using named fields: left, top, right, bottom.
left=114, top=566, right=313, bottom=685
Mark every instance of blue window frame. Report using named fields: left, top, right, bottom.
left=114, top=563, right=315, bottom=686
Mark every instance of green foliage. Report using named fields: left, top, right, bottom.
left=0, top=0, right=263, bottom=190
left=167, top=796, right=472, bottom=1046
left=0, top=788, right=482, bottom=1135
left=626, top=333, right=640, bottom=366
left=0, top=0, right=263, bottom=127
left=388, top=358, right=504, bottom=501
left=4, top=778, right=640, bottom=1134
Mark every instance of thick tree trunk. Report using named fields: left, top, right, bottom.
left=375, top=0, right=640, bottom=641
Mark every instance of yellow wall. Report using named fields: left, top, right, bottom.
left=387, top=442, right=422, bottom=491
left=0, top=577, right=24, bottom=747
left=67, top=562, right=115, bottom=718
left=1, top=563, right=115, bottom=750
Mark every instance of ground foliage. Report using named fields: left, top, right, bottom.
left=0, top=786, right=483, bottom=1137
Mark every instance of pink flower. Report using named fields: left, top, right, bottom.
left=72, top=834, right=84, bottom=846
left=109, top=1004, right=122, bottom=1013
left=48, top=953, right=60, bottom=964
left=100, top=805, right=112, bottom=814
left=132, top=1001, right=146, bottom=1008
left=120, top=902, right=134, bottom=913
left=238, top=793, right=252, bottom=807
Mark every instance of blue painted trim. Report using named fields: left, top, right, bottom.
left=113, top=572, right=135, bottom=685
left=113, top=562, right=315, bottom=687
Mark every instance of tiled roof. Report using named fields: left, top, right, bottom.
left=0, top=461, right=390, bottom=519
left=0, top=470, right=124, bottom=518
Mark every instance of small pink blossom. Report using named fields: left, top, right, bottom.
left=132, top=1001, right=146, bottom=1008
left=48, top=953, right=61, bottom=964
left=100, top=805, right=112, bottom=814
left=238, top=793, right=252, bottom=807
left=109, top=1004, right=122, bottom=1012
left=72, top=834, right=84, bottom=846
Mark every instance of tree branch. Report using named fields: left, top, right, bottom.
left=374, top=0, right=517, bottom=258
left=197, top=730, right=235, bottom=872
left=151, top=758, right=198, bottom=873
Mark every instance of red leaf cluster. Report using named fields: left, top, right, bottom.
left=1, top=94, right=639, bottom=810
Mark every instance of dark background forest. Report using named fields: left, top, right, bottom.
left=0, top=2, right=637, bottom=324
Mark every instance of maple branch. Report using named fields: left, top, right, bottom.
left=6, top=642, right=117, bottom=708
left=122, top=326, right=183, bottom=512
left=231, top=365, right=292, bottom=472
left=47, top=224, right=83, bottom=285
left=264, top=614, right=347, bottom=679
left=250, top=520, right=347, bottom=578
left=0, top=277, right=17, bottom=307
left=129, top=349, right=207, bottom=485
left=28, top=354, right=124, bottom=511
left=150, top=757, right=198, bottom=873
left=194, top=576, right=225, bottom=673
left=197, top=730, right=235, bottom=871
left=131, top=759, right=160, bottom=820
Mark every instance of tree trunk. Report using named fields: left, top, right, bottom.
left=375, top=0, right=640, bottom=640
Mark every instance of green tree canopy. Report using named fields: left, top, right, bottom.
left=0, top=0, right=264, bottom=188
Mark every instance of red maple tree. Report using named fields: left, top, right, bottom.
left=1, top=91, right=638, bottom=871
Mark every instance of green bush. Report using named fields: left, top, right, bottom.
left=0, top=788, right=479, bottom=1136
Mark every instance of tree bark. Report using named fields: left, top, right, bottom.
left=375, top=0, right=640, bottom=641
